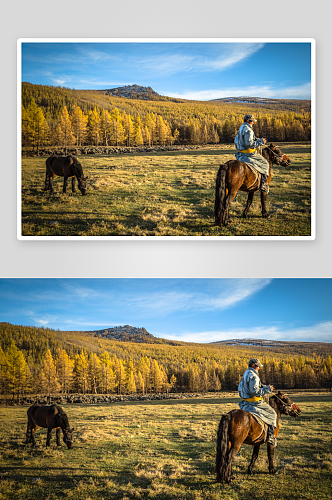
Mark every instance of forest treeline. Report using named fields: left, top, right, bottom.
left=21, top=83, right=311, bottom=152
left=1, top=323, right=331, bottom=400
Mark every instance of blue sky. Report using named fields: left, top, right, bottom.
left=21, top=41, right=312, bottom=100
left=0, top=278, right=331, bottom=343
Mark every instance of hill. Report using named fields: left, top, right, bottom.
left=1, top=322, right=331, bottom=397
left=86, top=324, right=182, bottom=345
left=210, top=95, right=310, bottom=112
left=103, top=84, right=184, bottom=103
left=21, top=82, right=311, bottom=151
left=1, top=321, right=331, bottom=358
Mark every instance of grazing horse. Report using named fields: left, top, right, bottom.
left=26, top=403, right=74, bottom=449
left=214, top=144, right=291, bottom=226
left=215, top=392, right=301, bottom=484
left=45, top=154, right=88, bottom=195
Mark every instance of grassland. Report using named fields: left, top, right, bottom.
left=0, top=391, right=331, bottom=499
left=21, top=143, right=311, bottom=237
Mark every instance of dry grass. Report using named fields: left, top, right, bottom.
left=0, top=391, right=331, bottom=499
left=20, top=143, right=311, bottom=237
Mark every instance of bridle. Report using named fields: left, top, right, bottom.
left=265, top=145, right=288, bottom=163
left=265, top=146, right=288, bottom=161
left=271, top=392, right=300, bottom=416
left=63, top=428, right=73, bottom=447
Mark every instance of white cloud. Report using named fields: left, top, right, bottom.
left=128, top=279, right=272, bottom=315
left=138, top=43, right=264, bottom=76
left=162, top=321, right=332, bottom=344
left=201, top=279, right=272, bottom=309
left=198, top=43, right=265, bottom=71
left=32, top=314, right=58, bottom=326
left=167, top=82, right=311, bottom=101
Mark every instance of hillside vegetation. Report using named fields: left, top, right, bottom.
left=1, top=322, right=331, bottom=401
left=21, top=83, right=311, bottom=152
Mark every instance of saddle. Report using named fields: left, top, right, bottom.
left=250, top=414, right=268, bottom=444
left=243, top=163, right=261, bottom=190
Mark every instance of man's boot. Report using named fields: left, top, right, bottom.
left=266, top=425, right=277, bottom=446
left=260, top=174, right=269, bottom=193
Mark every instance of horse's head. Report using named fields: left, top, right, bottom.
left=63, top=427, right=75, bottom=449
left=77, top=176, right=88, bottom=195
left=72, top=158, right=88, bottom=195
left=275, top=391, right=301, bottom=418
left=267, top=143, right=291, bottom=167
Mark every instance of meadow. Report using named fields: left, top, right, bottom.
left=21, top=144, right=311, bottom=237
left=0, top=391, right=331, bottom=500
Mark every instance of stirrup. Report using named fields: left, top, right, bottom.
left=267, top=435, right=277, bottom=446
left=260, top=183, right=269, bottom=194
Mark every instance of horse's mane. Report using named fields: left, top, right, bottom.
left=268, top=394, right=278, bottom=411
left=69, top=156, right=84, bottom=178
left=55, top=405, right=70, bottom=430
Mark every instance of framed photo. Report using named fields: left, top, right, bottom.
left=18, top=38, right=315, bottom=240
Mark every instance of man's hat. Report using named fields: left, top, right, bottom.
left=249, top=358, right=263, bottom=367
left=244, top=114, right=256, bottom=123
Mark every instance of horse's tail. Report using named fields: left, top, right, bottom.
left=215, top=413, right=232, bottom=483
left=214, top=164, right=228, bottom=226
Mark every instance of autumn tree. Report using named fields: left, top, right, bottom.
left=71, top=105, right=87, bottom=146
left=75, top=350, right=89, bottom=394
left=56, top=348, right=74, bottom=394
left=87, top=108, right=101, bottom=146
left=56, top=106, right=75, bottom=152
left=99, top=351, right=116, bottom=394
left=38, top=349, right=60, bottom=399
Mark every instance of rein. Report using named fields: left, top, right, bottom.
left=265, top=146, right=288, bottom=162
left=271, top=393, right=300, bottom=416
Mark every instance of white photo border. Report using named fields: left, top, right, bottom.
left=17, top=38, right=316, bottom=241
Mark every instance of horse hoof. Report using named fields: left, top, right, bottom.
left=262, top=213, right=269, bottom=218
left=269, top=469, right=277, bottom=475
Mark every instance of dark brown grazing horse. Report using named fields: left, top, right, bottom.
left=45, top=154, right=88, bottom=195
left=215, top=392, right=301, bottom=484
left=214, top=144, right=291, bottom=226
left=26, top=403, right=75, bottom=449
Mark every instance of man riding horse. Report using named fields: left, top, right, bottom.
left=238, top=358, right=277, bottom=446
left=234, top=114, right=269, bottom=193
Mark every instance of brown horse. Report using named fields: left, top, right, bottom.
left=26, top=403, right=75, bottom=449
left=214, top=144, right=291, bottom=226
left=215, top=392, right=301, bottom=484
left=45, top=154, right=88, bottom=195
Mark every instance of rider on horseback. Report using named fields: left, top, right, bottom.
left=234, top=115, right=269, bottom=193
left=238, top=358, right=277, bottom=446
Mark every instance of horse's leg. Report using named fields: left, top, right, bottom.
left=242, top=191, right=255, bottom=218
left=26, top=423, right=32, bottom=444
left=260, top=190, right=268, bottom=218
left=44, top=172, right=49, bottom=191
left=71, top=177, right=76, bottom=193
left=31, top=426, right=37, bottom=446
left=223, top=187, right=239, bottom=226
left=267, top=443, right=277, bottom=474
left=49, top=175, right=54, bottom=193
left=248, top=444, right=261, bottom=475
left=46, top=428, right=52, bottom=447
left=56, top=428, right=61, bottom=446
left=63, top=176, right=68, bottom=194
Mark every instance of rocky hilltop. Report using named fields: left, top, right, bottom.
left=88, top=325, right=156, bottom=343
left=105, top=84, right=161, bottom=100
